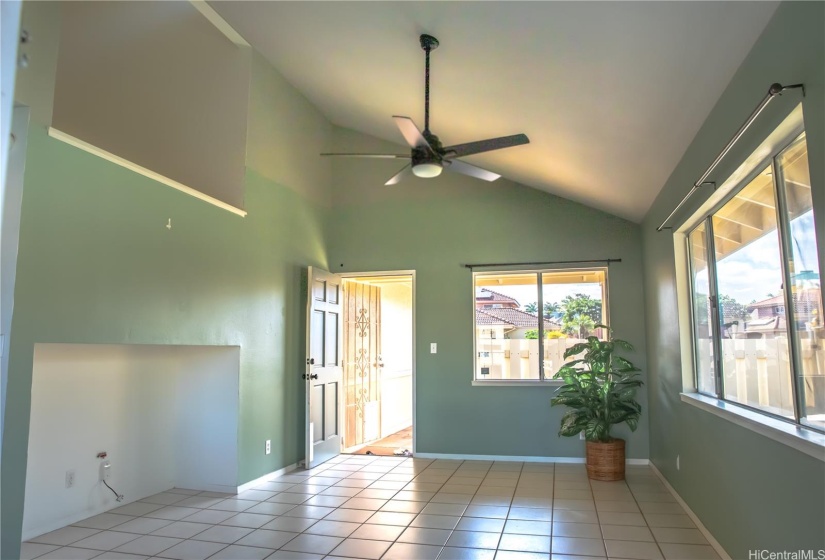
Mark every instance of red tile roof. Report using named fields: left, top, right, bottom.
left=476, top=308, right=559, bottom=330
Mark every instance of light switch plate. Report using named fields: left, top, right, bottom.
left=430, top=343, right=437, bottom=354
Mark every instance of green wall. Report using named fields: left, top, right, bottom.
left=641, top=2, right=825, bottom=555
left=327, top=126, right=650, bottom=461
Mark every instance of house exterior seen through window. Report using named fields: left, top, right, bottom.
left=687, top=132, right=824, bottom=431
left=473, top=269, right=608, bottom=382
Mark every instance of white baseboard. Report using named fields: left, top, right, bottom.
left=414, top=452, right=649, bottom=465
left=236, top=463, right=298, bottom=494
left=649, top=462, right=731, bottom=560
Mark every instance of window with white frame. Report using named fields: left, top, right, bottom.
left=473, top=268, right=608, bottom=382
left=687, top=131, right=824, bottom=432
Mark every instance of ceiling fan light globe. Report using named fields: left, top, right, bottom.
left=412, top=162, right=443, bottom=178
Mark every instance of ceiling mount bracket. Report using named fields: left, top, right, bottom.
left=420, top=34, right=439, bottom=51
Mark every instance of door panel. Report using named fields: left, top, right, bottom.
left=305, top=267, right=343, bottom=468
left=343, top=280, right=382, bottom=449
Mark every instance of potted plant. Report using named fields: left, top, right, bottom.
left=550, top=325, right=643, bottom=481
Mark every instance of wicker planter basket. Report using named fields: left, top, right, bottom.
left=585, top=438, right=625, bottom=481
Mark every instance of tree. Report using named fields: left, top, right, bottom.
left=718, top=294, right=749, bottom=322
left=544, top=301, right=560, bottom=318
left=524, top=302, right=538, bottom=314
left=561, top=293, right=602, bottom=337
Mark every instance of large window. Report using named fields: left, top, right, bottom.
left=473, top=268, right=608, bottom=382
left=687, top=132, right=824, bottom=431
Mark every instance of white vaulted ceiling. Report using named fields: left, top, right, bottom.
left=211, top=1, right=778, bottom=222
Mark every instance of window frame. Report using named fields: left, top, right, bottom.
left=683, top=129, right=823, bottom=433
left=471, top=266, right=610, bottom=386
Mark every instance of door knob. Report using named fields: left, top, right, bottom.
left=302, top=373, right=319, bottom=380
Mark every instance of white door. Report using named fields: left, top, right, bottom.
left=304, top=267, right=343, bottom=468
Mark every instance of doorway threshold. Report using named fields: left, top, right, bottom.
left=345, top=426, right=413, bottom=457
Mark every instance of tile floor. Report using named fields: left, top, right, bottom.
left=22, top=456, right=721, bottom=560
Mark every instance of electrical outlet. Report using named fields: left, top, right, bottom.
left=100, top=460, right=112, bottom=481
left=430, top=343, right=437, bottom=354
left=265, top=440, right=271, bottom=455
left=579, top=432, right=585, bottom=440
left=65, top=470, right=75, bottom=488
left=676, top=455, right=680, bottom=471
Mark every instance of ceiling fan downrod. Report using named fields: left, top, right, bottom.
left=420, top=34, right=439, bottom=134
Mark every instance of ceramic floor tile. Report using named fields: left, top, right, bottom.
left=190, top=525, right=253, bottom=544
left=236, top=490, right=276, bottom=501
left=139, top=493, right=189, bottom=506
left=279, top=533, right=343, bottom=555
left=91, top=551, right=149, bottom=559
left=550, top=536, right=605, bottom=557
left=638, top=503, right=686, bottom=515
left=548, top=555, right=605, bottom=560
left=72, top=513, right=135, bottom=530
left=207, top=499, right=259, bottom=512
left=651, top=527, right=709, bottom=545
left=439, top=547, right=497, bottom=560
left=642, top=514, right=695, bottom=528
left=600, top=524, right=654, bottom=542
left=420, top=503, right=468, bottom=517
left=268, top=492, right=315, bottom=505
left=392, top=491, right=435, bottom=502
left=410, top=514, right=461, bottom=530
left=30, top=526, right=102, bottom=546
left=366, top=511, right=416, bottom=526
left=329, top=538, right=392, bottom=560
left=553, top=500, right=596, bottom=512
left=112, top=535, right=182, bottom=556
left=207, top=544, right=275, bottom=560
left=261, top=516, right=318, bottom=533
left=397, top=527, right=452, bottom=546
left=595, top=501, right=640, bottom=513
left=110, top=517, right=173, bottom=534
left=267, top=551, right=324, bottom=560
left=234, top=528, right=298, bottom=549
left=431, top=493, right=473, bottom=505
left=323, top=508, right=375, bottom=523
left=507, top=508, right=553, bottom=522
left=382, top=542, right=443, bottom=560
left=604, top=539, right=664, bottom=560
left=597, top=512, right=647, bottom=527
left=304, top=520, right=361, bottom=538
left=341, top=497, right=388, bottom=511
left=109, top=503, right=165, bottom=517
left=304, top=494, right=352, bottom=507
left=283, top=505, right=335, bottom=519
left=154, top=538, right=226, bottom=560
left=456, top=517, right=506, bottom=533
left=552, top=522, right=602, bottom=539
left=219, top=512, right=275, bottom=528
left=37, top=547, right=102, bottom=559
left=349, top=523, right=406, bottom=541
left=70, top=531, right=141, bottom=551
left=149, top=521, right=211, bottom=539
left=464, top=506, right=510, bottom=519
left=494, top=551, right=550, bottom=560
left=144, top=507, right=203, bottom=521
left=659, top=543, right=721, bottom=560
left=19, top=543, right=60, bottom=559
left=179, top=509, right=237, bottom=525
left=498, top=534, right=551, bottom=553
left=380, top=500, right=427, bottom=514
left=445, top=531, right=502, bottom=550
left=243, top=502, right=297, bottom=516
left=502, top=520, right=552, bottom=536
left=551, top=510, right=597, bottom=524
left=320, top=487, right=362, bottom=498
left=170, top=496, right=224, bottom=509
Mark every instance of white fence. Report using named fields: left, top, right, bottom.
left=476, top=338, right=586, bottom=380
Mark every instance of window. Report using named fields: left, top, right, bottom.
left=473, top=269, right=608, bottom=382
left=687, top=132, right=824, bottom=431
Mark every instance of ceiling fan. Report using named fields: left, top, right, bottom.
left=321, top=34, right=530, bottom=186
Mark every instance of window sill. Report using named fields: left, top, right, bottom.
left=680, top=392, right=825, bottom=462
left=472, top=379, right=563, bottom=387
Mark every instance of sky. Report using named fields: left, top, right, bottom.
left=481, top=282, right=603, bottom=310
left=697, top=210, right=820, bottom=305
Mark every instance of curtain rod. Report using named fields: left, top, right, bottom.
left=657, top=82, right=805, bottom=232
left=463, top=258, right=621, bottom=269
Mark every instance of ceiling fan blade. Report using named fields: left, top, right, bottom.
left=393, top=116, right=431, bottom=150
left=443, top=133, right=529, bottom=158
left=445, top=159, right=501, bottom=182
left=320, top=153, right=410, bottom=158
left=385, top=164, right=412, bottom=186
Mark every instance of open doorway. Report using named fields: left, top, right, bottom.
left=340, top=272, right=414, bottom=456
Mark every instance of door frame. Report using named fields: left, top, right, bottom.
left=338, top=270, right=416, bottom=455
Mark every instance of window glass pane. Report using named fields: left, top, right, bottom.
left=712, top=167, right=795, bottom=419
left=689, top=223, right=715, bottom=395
left=776, top=134, right=824, bottom=430
left=541, top=269, right=607, bottom=377
left=475, top=273, right=540, bottom=380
